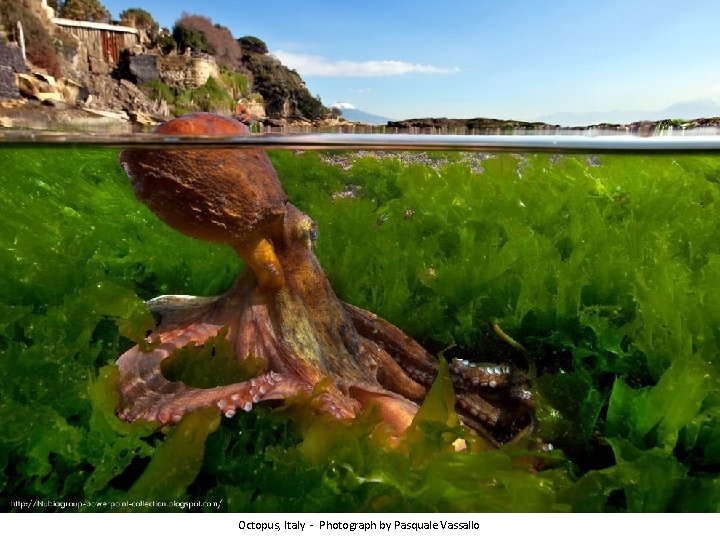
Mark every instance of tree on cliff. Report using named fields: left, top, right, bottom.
left=173, top=13, right=241, bottom=70
left=238, top=36, right=268, bottom=56
left=58, top=0, right=110, bottom=23
left=119, top=7, right=159, bottom=39
left=172, top=24, right=213, bottom=55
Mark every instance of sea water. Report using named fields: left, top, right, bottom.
left=2, top=131, right=720, bottom=512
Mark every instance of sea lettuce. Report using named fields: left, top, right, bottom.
left=2, top=147, right=720, bottom=511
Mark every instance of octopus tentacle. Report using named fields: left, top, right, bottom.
left=455, top=393, right=502, bottom=426
left=117, top=322, right=224, bottom=422
left=449, top=358, right=512, bottom=390
left=120, top=369, right=314, bottom=425
left=343, top=303, right=438, bottom=388
left=343, top=303, right=531, bottom=431
left=362, top=338, right=428, bottom=401
left=349, top=386, right=419, bottom=435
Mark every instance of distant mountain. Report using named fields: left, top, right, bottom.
left=330, top=102, right=392, bottom=125
left=536, top=99, right=720, bottom=127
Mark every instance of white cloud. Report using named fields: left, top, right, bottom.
left=331, top=102, right=356, bottom=109
left=272, top=50, right=458, bottom=77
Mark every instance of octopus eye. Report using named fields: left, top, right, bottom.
left=308, top=222, right=318, bottom=248
left=293, top=216, right=318, bottom=250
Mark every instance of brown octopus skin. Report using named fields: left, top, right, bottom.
left=116, top=112, right=533, bottom=445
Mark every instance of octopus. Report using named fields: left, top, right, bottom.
left=116, top=112, right=534, bottom=447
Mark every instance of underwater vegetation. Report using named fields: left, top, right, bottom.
left=1, top=145, right=720, bottom=511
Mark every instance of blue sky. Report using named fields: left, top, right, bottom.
left=102, top=0, right=720, bottom=123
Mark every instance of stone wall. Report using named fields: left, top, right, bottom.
left=0, top=44, right=26, bottom=99
left=157, top=52, right=220, bottom=89
left=189, top=55, right=220, bottom=87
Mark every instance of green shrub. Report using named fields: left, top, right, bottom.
left=140, top=79, right=175, bottom=104
left=174, top=77, right=234, bottom=115
left=141, top=77, right=235, bottom=116
left=219, top=69, right=249, bottom=100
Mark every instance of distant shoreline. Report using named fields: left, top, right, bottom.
left=385, top=116, right=720, bottom=135
left=4, top=99, right=720, bottom=135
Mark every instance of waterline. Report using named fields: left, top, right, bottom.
left=5, top=131, right=720, bottom=153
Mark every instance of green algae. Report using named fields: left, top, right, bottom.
left=126, top=407, right=220, bottom=507
left=2, top=146, right=720, bottom=511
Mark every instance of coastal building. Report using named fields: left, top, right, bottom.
left=51, top=17, right=140, bottom=67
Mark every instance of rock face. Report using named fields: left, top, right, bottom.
left=56, top=40, right=90, bottom=86
left=0, top=44, right=26, bottom=75
left=86, top=75, right=169, bottom=118
left=17, top=73, right=61, bottom=102
left=239, top=97, right=266, bottom=121
left=126, top=54, right=160, bottom=85
left=0, top=67, right=21, bottom=100
left=241, top=49, right=326, bottom=120
left=0, top=44, right=26, bottom=100
left=13, top=70, right=90, bottom=105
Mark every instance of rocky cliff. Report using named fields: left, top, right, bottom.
left=239, top=46, right=327, bottom=121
